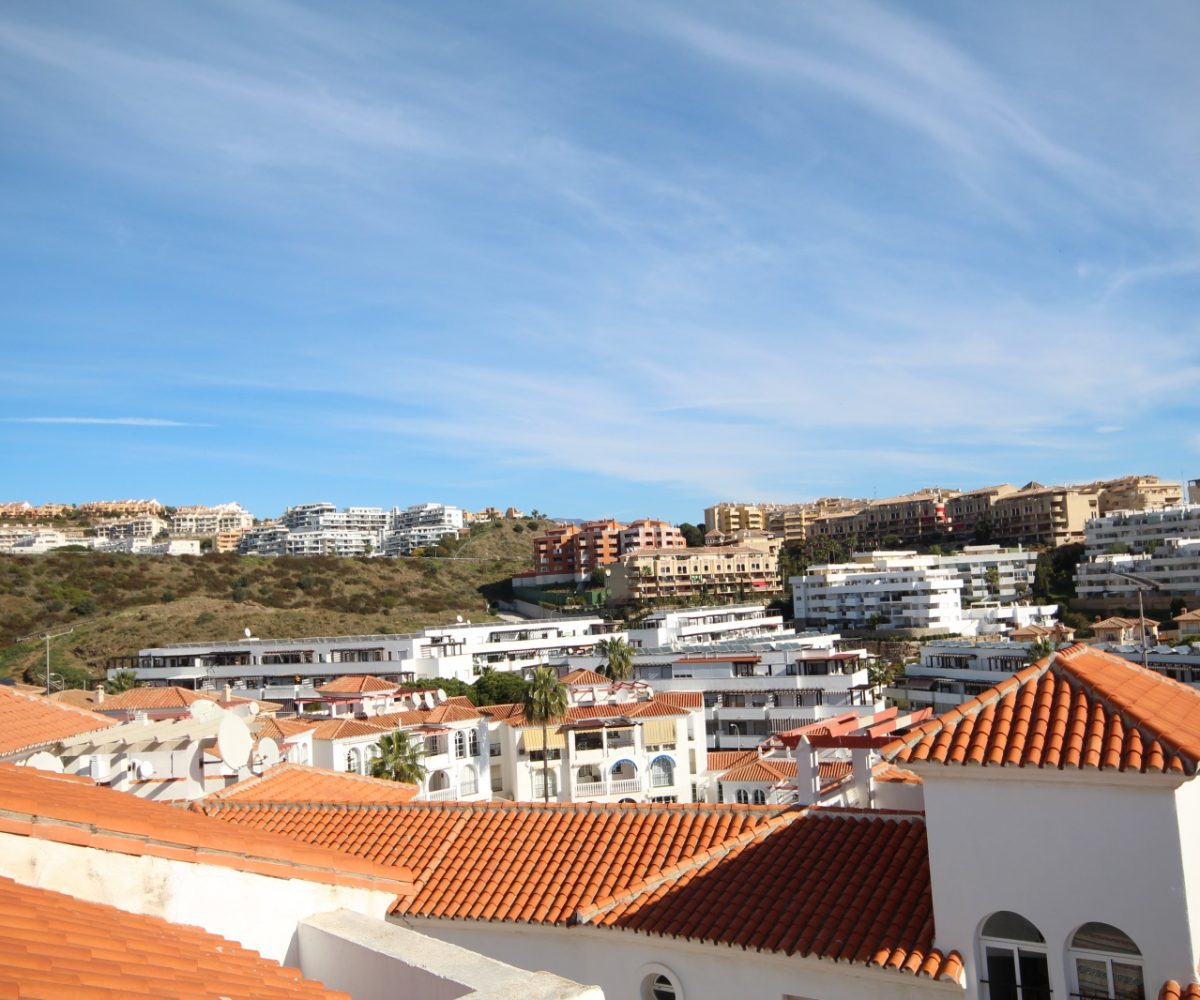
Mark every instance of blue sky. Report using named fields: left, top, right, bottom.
left=2, top=2, right=1198, bottom=523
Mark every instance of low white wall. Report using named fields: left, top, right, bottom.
left=0, top=832, right=394, bottom=965
left=400, top=917, right=959, bottom=1000
left=300, top=910, right=603, bottom=1000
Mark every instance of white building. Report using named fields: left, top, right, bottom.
left=625, top=604, right=791, bottom=648
left=1076, top=537, right=1200, bottom=601
left=274, top=503, right=388, bottom=556
left=92, top=536, right=201, bottom=556
left=93, top=514, right=168, bottom=541
left=793, top=551, right=966, bottom=633
left=382, top=502, right=466, bottom=556
left=1083, top=504, right=1200, bottom=556
left=237, top=520, right=290, bottom=555
left=170, top=502, right=254, bottom=536
left=481, top=676, right=706, bottom=804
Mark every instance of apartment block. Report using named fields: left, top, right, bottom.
left=532, top=519, right=626, bottom=580
left=382, top=502, right=465, bottom=556
left=77, top=499, right=165, bottom=517
left=1076, top=539, right=1200, bottom=602
left=1083, top=504, right=1200, bottom=557
left=944, top=484, right=1018, bottom=539
left=1094, top=474, right=1183, bottom=514
left=170, top=502, right=254, bottom=536
left=988, top=482, right=1100, bottom=546
left=93, top=515, right=168, bottom=540
left=617, top=518, right=686, bottom=553
left=607, top=542, right=780, bottom=606
left=236, top=521, right=290, bottom=556
left=805, top=490, right=958, bottom=547
left=703, top=502, right=766, bottom=536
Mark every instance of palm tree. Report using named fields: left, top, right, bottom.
left=105, top=669, right=140, bottom=695
left=524, top=666, right=568, bottom=803
left=370, top=730, right=427, bottom=785
left=597, top=637, right=634, bottom=683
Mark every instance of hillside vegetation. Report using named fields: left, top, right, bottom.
left=0, top=517, right=549, bottom=687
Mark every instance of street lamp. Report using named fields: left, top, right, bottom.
left=1110, top=569, right=1160, bottom=671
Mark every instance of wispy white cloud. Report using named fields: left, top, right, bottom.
left=2, top=417, right=208, bottom=427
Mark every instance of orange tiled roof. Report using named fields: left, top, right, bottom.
left=884, top=644, right=1200, bottom=774
left=0, top=764, right=413, bottom=896
left=479, top=699, right=687, bottom=727
left=1174, top=610, right=1200, bottom=624
left=205, top=763, right=419, bottom=804
left=198, top=799, right=961, bottom=980
left=705, top=750, right=757, bottom=772
left=310, top=718, right=392, bottom=740
left=1161, top=981, right=1200, bottom=1000
left=100, top=686, right=254, bottom=711
left=721, top=757, right=798, bottom=783
left=875, top=763, right=923, bottom=785
left=0, top=875, right=348, bottom=999
left=0, top=685, right=115, bottom=757
left=256, top=716, right=319, bottom=742
left=561, top=668, right=609, bottom=685
left=317, top=675, right=399, bottom=695
left=657, top=691, right=704, bottom=709
left=1093, top=616, right=1156, bottom=629
left=374, top=702, right=482, bottom=728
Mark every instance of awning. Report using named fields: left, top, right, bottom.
left=642, top=718, right=678, bottom=745
left=522, top=726, right=566, bottom=751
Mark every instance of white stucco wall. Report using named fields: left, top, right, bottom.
left=399, top=917, right=961, bottom=1000
left=0, top=832, right=395, bottom=965
left=920, top=766, right=1197, bottom=998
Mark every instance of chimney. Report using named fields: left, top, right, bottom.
left=794, top=737, right=821, bottom=806
left=94, top=684, right=104, bottom=706
left=852, top=746, right=875, bottom=809
left=223, top=683, right=232, bottom=703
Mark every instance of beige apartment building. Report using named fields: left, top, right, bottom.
left=607, top=539, right=781, bottom=606
left=1093, top=474, right=1182, bottom=514
left=703, top=502, right=767, bottom=536
left=943, top=484, right=1018, bottom=540
left=989, top=483, right=1100, bottom=547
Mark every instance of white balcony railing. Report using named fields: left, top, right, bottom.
left=420, top=786, right=459, bottom=801
left=571, top=777, right=644, bottom=798
left=610, top=778, right=642, bottom=795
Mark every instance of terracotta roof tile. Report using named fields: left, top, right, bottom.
left=561, top=668, right=609, bottom=685
left=884, top=644, right=1200, bottom=774
left=657, top=691, right=704, bottom=709
left=205, top=763, right=419, bottom=804
left=720, top=758, right=798, bottom=783
left=480, top=699, right=687, bottom=728
left=705, top=751, right=757, bottom=772
left=199, top=798, right=960, bottom=980
left=0, top=876, right=349, bottom=999
left=373, top=702, right=482, bottom=728
left=99, top=685, right=261, bottom=712
left=0, top=764, right=413, bottom=896
left=256, top=716, right=319, bottom=742
left=310, top=718, right=392, bottom=740
left=317, top=675, right=399, bottom=694
left=0, top=685, right=115, bottom=757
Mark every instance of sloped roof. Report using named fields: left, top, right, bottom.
left=256, top=716, right=319, bottom=742
left=1161, top=981, right=1200, bottom=1000
left=1174, top=609, right=1200, bottom=623
left=884, top=644, right=1200, bottom=774
left=310, top=718, right=393, bottom=741
left=373, top=702, right=482, bottom=728
left=317, top=675, right=399, bottom=695
left=198, top=799, right=961, bottom=982
left=721, top=757, right=797, bottom=783
left=0, top=685, right=114, bottom=757
left=0, top=875, right=348, bottom=999
left=205, top=763, right=419, bottom=804
left=100, top=686, right=255, bottom=711
left=0, top=764, right=412, bottom=895
left=479, top=699, right=688, bottom=727
left=657, top=691, right=704, bottom=709
left=561, top=668, right=609, bottom=685
left=1093, top=616, right=1157, bottom=629
left=705, top=750, right=757, bottom=772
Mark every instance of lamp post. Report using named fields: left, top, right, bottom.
left=1110, top=569, right=1160, bottom=671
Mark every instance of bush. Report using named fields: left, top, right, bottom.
left=72, top=598, right=98, bottom=617
left=160, top=590, right=176, bottom=603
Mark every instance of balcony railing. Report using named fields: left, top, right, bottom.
left=420, top=786, right=458, bottom=801
left=572, top=777, right=644, bottom=798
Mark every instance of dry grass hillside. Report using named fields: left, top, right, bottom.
left=0, top=517, right=549, bottom=687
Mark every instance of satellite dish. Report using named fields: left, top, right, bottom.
left=190, top=699, right=219, bottom=720
left=134, top=759, right=155, bottom=781
left=436, top=688, right=447, bottom=703
left=456, top=615, right=463, bottom=623
left=24, top=752, right=63, bottom=774
left=216, top=713, right=253, bottom=769
left=244, top=627, right=252, bottom=638
left=245, top=701, right=260, bottom=717
left=423, top=691, right=436, bottom=710
left=257, top=737, right=281, bottom=769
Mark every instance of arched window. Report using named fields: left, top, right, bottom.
left=1069, top=923, right=1143, bottom=999
left=345, top=747, right=363, bottom=775
left=468, top=729, right=480, bottom=757
left=532, top=768, right=557, bottom=800
left=752, top=789, right=766, bottom=805
left=643, top=974, right=676, bottom=1000
left=650, top=756, right=674, bottom=788
left=735, top=788, right=749, bottom=804
left=978, top=911, right=1050, bottom=1000
left=459, top=765, right=478, bottom=797
left=453, top=731, right=466, bottom=759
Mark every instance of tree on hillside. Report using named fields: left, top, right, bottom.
left=677, top=523, right=704, bottom=548
left=597, top=637, right=635, bottom=682
left=370, top=730, right=427, bottom=785
left=105, top=670, right=140, bottom=695
left=524, top=666, right=568, bottom=803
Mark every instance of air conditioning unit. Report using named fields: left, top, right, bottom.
left=89, top=755, right=111, bottom=783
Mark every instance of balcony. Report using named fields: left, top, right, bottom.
left=573, top=777, right=644, bottom=798
left=420, top=786, right=459, bottom=801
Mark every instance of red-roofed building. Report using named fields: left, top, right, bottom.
left=0, top=684, right=115, bottom=763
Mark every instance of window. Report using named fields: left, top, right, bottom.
left=532, top=769, right=557, bottom=799
left=642, top=972, right=679, bottom=1000
left=574, top=731, right=604, bottom=751
left=468, top=730, right=480, bottom=757
left=650, top=756, right=674, bottom=788
left=459, top=765, right=478, bottom=796
left=345, top=747, right=363, bottom=775
left=752, top=789, right=766, bottom=805
left=735, top=788, right=749, bottom=804
left=1069, top=923, right=1143, bottom=999
left=978, top=911, right=1050, bottom=1000
left=453, top=731, right=466, bottom=759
